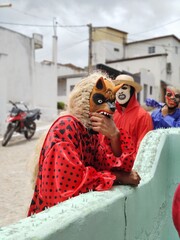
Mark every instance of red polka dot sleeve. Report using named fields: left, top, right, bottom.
left=98, top=129, right=136, bottom=172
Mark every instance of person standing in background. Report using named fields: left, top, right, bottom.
left=110, top=74, right=153, bottom=171
left=146, top=85, right=180, bottom=129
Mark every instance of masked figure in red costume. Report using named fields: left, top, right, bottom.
left=28, top=72, right=141, bottom=216
left=112, top=74, right=153, bottom=170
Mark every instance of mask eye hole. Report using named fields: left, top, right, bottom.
left=92, top=93, right=105, bottom=105
left=122, top=85, right=128, bottom=90
left=166, top=93, right=172, bottom=97
left=175, top=94, right=180, bottom=98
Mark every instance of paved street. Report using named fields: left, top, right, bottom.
left=0, top=123, right=50, bottom=227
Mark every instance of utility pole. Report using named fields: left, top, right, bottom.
left=87, top=23, right=93, bottom=73
left=52, top=17, right=58, bottom=65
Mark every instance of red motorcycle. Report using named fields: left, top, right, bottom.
left=2, top=100, right=41, bottom=146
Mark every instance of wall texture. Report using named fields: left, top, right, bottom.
left=0, top=128, right=180, bottom=240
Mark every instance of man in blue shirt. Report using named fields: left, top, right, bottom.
left=146, top=85, right=180, bottom=129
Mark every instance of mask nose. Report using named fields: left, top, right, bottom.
left=108, top=102, right=116, bottom=112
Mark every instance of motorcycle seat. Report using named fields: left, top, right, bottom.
left=26, top=109, right=41, bottom=121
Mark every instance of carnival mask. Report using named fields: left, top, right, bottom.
left=115, top=84, right=131, bottom=105
left=90, top=77, right=122, bottom=117
left=165, top=87, right=180, bottom=109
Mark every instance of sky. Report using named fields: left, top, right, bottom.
left=0, top=0, right=180, bottom=68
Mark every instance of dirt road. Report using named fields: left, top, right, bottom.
left=0, top=133, right=42, bottom=227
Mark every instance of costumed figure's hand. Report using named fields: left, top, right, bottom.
left=90, top=112, right=121, bottom=157
left=161, top=104, right=169, bottom=116
left=90, top=112, right=120, bottom=140
left=112, top=169, right=141, bottom=187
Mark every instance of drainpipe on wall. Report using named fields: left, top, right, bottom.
left=123, top=36, right=126, bottom=59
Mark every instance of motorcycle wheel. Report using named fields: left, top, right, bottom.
left=2, top=124, right=15, bottom=146
left=24, top=121, right=36, bottom=139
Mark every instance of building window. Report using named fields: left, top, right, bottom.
left=114, top=48, right=119, bottom=52
left=150, top=86, right=153, bottom=95
left=166, top=62, right=172, bottom=74
left=70, top=85, right=75, bottom=91
left=148, top=46, right=155, bottom=54
left=143, top=84, right=148, bottom=102
left=58, top=78, right=66, bottom=96
left=175, top=46, right=178, bottom=54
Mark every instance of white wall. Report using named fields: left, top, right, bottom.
left=0, top=27, right=33, bottom=104
left=57, top=76, right=85, bottom=105
left=57, top=65, right=83, bottom=75
left=140, top=69, right=156, bottom=102
left=168, top=38, right=180, bottom=88
left=125, top=37, right=180, bottom=90
left=57, top=64, right=86, bottom=105
left=92, top=40, right=124, bottom=65
left=0, top=27, right=35, bottom=134
left=0, top=27, right=58, bottom=134
left=126, top=37, right=176, bottom=58
left=34, top=62, right=58, bottom=121
left=0, top=55, right=8, bottom=134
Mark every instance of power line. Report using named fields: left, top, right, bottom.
left=0, top=21, right=87, bottom=28
left=129, top=18, right=180, bottom=36
left=12, top=7, right=50, bottom=21
left=0, top=20, right=179, bottom=53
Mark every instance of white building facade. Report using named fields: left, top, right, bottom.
left=92, top=27, right=180, bottom=103
left=57, top=64, right=86, bottom=105
left=0, top=27, right=58, bottom=134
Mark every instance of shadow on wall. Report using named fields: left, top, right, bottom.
left=0, top=128, right=180, bottom=240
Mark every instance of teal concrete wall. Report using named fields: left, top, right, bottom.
left=0, top=128, right=180, bottom=240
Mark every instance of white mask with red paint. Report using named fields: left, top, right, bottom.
left=165, top=86, right=180, bottom=109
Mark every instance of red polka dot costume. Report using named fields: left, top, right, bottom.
left=28, top=115, right=135, bottom=215
left=27, top=73, right=136, bottom=216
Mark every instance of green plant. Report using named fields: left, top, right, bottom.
left=57, top=101, right=65, bottom=110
